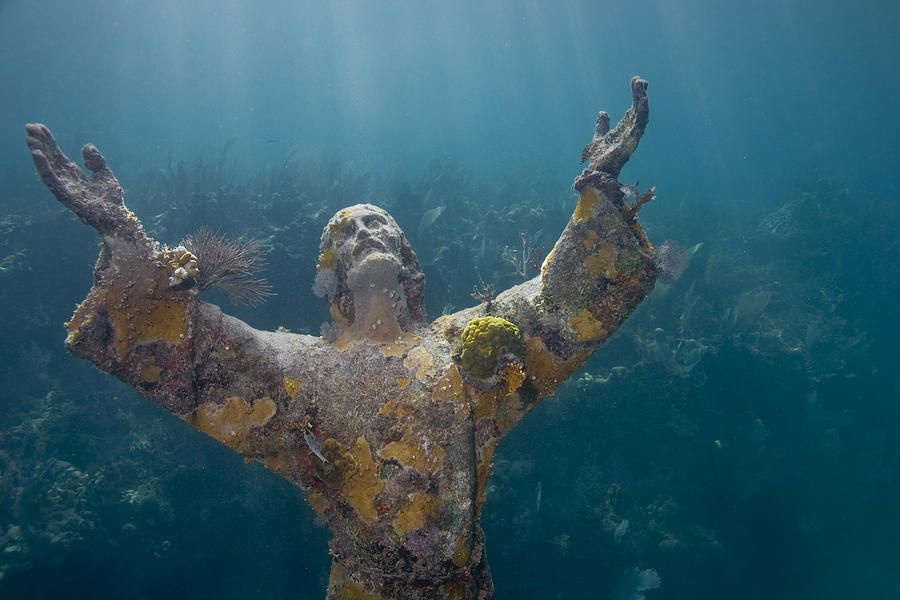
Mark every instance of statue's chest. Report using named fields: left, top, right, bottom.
left=304, top=344, right=477, bottom=522
left=289, top=343, right=502, bottom=573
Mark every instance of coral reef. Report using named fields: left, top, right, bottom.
left=458, top=316, right=524, bottom=379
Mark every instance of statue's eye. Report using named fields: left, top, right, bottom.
left=345, top=221, right=357, bottom=235
left=363, top=214, right=387, bottom=228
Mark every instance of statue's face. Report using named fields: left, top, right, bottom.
left=314, top=204, right=426, bottom=333
left=330, top=205, right=405, bottom=272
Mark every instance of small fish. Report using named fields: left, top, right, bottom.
left=535, top=481, right=543, bottom=513
left=304, top=429, right=328, bottom=463
left=614, top=518, right=629, bottom=543
left=417, top=205, right=445, bottom=238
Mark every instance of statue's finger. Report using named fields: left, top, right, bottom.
left=27, top=124, right=139, bottom=239
left=30, top=149, right=70, bottom=201
left=82, top=144, right=125, bottom=206
left=25, top=123, right=83, bottom=181
left=25, top=122, right=54, bottom=148
left=82, top=144, right=107, bottom=173
left=630, top=76, right=648, bottom=106
left=595, top=112, right=611, bottom=137
left=29, top=148, right=95, bottom=224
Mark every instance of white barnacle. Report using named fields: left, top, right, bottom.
left=168, top=266, right=191, bottom=287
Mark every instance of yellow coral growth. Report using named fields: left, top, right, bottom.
left=63, top=243, right=196, bottom=360
left=330, top=302, right=350, bottom=328
left=327, top=209, right=353, bottom=240
left=452, top=530, right=473, bottom=568
left=190, top=396, right=277, bottom=450
left=282, top=377, right=301, bottom=398
left=573, top=186, right=600, bottom=223
left=459, top=316, right=524, bottom=379
left=471, top=364, right=526, bottom=428
left=322, top=438, right=358, bottom=479
left=306, top=491, right=331, bottom=517
left=329, top=563, right=388, bottom=600
left=504, top=363, right=526, bottom=395
left=433, top=365, right=467, bottom=411
left=472, top=387, right=504, bottom=422
left=263, top=453, right=292, bottom=478
left=70, top=249, right=194, bottom=359
left=378, top=332, right=419, bottom=357
left=108, top=297, right=189, bottom=359
left=403, top=346, right=435, bottom=380
left=316, top=248, right=339, bottom=272
left=568, top=309, right=608, bottom=343
left=378, top=396, right=414, bottom=418
left=466, top=357, right=526, bottom=424
left=164, top=248, right=196, bottom=269
left=378, top=436, right=445, bottom=474
left=523, top=335, right=590, bottom=397
left=584, top=245, right=618, bottom=279
left=342, top=437, right=384, bottom=524
left=539, top=245, right=557, bottom=281
left=392, top=492, right=440, bottom=534
left=440, top=581, right=469, bottom=600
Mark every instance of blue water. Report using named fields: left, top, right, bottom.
left=1, top=1, right=898, bottom=598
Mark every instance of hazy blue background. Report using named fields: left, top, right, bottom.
left=2, top=1, right=899, bottom=599
left=3, top=0, right=899, bottom=203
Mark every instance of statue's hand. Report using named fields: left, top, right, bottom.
left=26, top=123, right=151, bottom=248
left=576, top=76, right=650, bottom=187
left=26, top=122, right=199, bottom=362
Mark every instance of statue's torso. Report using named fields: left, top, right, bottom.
left=271, top=333, right=486, bottom=588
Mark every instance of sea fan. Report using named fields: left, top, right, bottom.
left=182, top=228, right=274, bottom=307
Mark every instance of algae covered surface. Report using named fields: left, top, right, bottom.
left=2, top=1, right=900, bottom=598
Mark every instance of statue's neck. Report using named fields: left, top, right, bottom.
left=343, top=293, right=403, bottom=343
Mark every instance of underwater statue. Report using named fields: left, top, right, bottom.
left=26, top=77, right=656, bottom=599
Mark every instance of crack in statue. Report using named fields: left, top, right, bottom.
left=26, top=77, right=656, bottom=599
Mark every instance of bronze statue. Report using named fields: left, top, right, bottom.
left=26, top=77, right=656, bottom=599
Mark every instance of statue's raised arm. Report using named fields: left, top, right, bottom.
left=440, top=77, right=656, bottom=436
left=25, top=124, right=320, bottom=459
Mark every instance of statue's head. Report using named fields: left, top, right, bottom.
left=313, top=204, right=425, bottom=341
